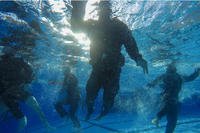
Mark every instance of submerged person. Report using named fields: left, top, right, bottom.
left=54, top=68, right=81, bottom=128
left=147, top=63, right=200, bottom=133
left=71, top=1, right=148, bottom=120
left=0, top=47, right=53, bottom=132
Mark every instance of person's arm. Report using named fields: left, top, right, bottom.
left=71, top=1, right=87, bottom=33
left=182, top=68, right=200, bottom=82
left=147, top=74, right=164, bottom=88
left=122, top=23, right=148, bottom=74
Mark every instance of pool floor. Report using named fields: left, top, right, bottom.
left=27, top=113, right=200, bottom=133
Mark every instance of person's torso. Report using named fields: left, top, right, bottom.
left=86, top=18, right=126, bottom=68
left=162, top=72, right=182, bottom=102
left=63, top=74, right=80, bottom=101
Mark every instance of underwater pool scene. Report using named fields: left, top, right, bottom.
left=0, top=0, right=200, bottom=133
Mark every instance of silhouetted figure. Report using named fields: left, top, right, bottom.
left=54, top=68, right=81, bottom=128
left=0, top=47, right=52, bottom=132
left=147, top=63, right=200, bottom=133
left=71, top=1, right=148, bottom=120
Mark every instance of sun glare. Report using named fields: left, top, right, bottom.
left=49, top=0, right=95, bottom=51
left=84, top=0, right=100, bottom=21
left=73, top=33, right=91, bottom=51
left=48, top=1, right=66, bottom=13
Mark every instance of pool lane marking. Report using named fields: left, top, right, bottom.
left=81, top=118, right=200, bottom=133
left=21, top=117, right=200, bottom=133
left=127, top=118, right=200, bottom=133
left=81, top=120, right=122, bottom=132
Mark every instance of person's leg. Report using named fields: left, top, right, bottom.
left=152, top=104, right=168, bottom=127
left=85, top=69, right=102, bottom=120
left=97, top=68, right=120, bottom=120
left=165, top=103, right=178, bottom=133
left=25, top=96, right=53, bottom=130
left=157, top=105, right=168, bottom=120
left=54, top=99, right=68, bottom=118
left=69, top=101, right=81, bottom=128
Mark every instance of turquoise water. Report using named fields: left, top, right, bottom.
left=0, top=1, right=200, bottom=133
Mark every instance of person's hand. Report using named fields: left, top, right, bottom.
left=137, top=58, right=148, bottom=74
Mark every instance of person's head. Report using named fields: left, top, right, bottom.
left=98, top=0, right=112, bottom=21
left=166, top=63, right=177, bottom=73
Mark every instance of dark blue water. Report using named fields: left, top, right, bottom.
left=0, top=1, right=200, bottom=133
